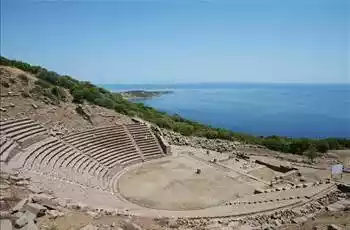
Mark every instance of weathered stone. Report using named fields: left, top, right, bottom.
left=0, top=173, right=10, bottom=180
left=327, top=224, right=342, bottom=230
left=21, top=220, right=38, bottom=230
left=292, top=216, right=307, bottom=224
left=10, top=175, right=23, bottom=182
left=86, top=210, right=99, bottom=218
left=122, top=220, right=143, bottom=230
left=80, top=224, right=98, bottom=230
left=11, top=198, right=28, bottom=213
left=30, top=193, right=55, bottom=204
left=27, top=184, right=41, bottom=194
left=326, top=203, right=345, bottom=212
left=15, top=211, right=36, bottom=228
left=47, top=209, right=64, bottom=219
left=0, top=219, right=12, bottom=230
left=168, top=219, right=179, bottom=228
left=0, top=184, right=10, bottom=190
left=22, top=202, right=47, bottom=217
left=66, top=202, right=87, bottom=211
left=228, top=221, right=240, bottom=228
left=154, top=217, right=169, bottom=226
left=16, top=180, right=30, bottom=186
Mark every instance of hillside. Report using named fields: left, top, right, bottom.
left=1, top=56, right=349, bottom=157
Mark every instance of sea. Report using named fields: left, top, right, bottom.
left=103, top=83, right=350, bottom=139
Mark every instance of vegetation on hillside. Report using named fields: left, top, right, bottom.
left=1, top=56, right=349, bottom=156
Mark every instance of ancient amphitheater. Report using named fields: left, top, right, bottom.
left=0, top=116, right=343, bottom=225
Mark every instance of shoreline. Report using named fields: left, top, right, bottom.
left=119, top=90, right=173, bottom=100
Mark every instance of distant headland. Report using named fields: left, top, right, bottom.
left=120, top=90, right=173, bottom=100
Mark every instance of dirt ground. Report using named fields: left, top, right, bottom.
left=117, top=156, right=256, bottom=211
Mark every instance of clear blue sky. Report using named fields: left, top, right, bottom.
left=1, top=0, right=349, bottom=84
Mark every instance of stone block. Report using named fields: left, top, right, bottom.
left=22, top=203, right=47, bottom=217
left=0, top=219, right=12, bottom=230
left=11, top=198, right=28, bottom=213
left=15, top=211, right=36, bottom=228
left=327, top=224, right=342, bottom=230
left=22, top=220, right=38, bottom=230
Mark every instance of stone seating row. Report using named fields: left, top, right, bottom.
left=231, top=183, right=335, bottom=204
left=0, top=137, right=17, bottom=162
left=62, top=125, right=121, bottom=142
left=63, top=125, right=125, bottom=145
left=0, top=118, right=47, bottom=143
left=63, top=125, right=145, bottom=168
left=20, top=137, right=111, bottom=190
left=125, top=124, right=164, bottom=159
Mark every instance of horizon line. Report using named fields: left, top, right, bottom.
left=99, top=81, right=350, bottom=85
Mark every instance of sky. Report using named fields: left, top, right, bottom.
left=1, top=0, right=349, bottom=84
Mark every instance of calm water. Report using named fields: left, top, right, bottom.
left=104, top=83, right=350, bottom=138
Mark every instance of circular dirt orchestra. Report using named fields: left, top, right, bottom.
left=117, top=156, right=255, bottom=211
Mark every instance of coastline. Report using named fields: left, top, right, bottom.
left=119, top=90, right=173, bottom=100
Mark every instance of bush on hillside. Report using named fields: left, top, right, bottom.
left=18, top=74, right=29, bottom=83
left=35, top=79, right=51, bottom=89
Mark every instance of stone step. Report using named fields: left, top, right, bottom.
left=68, top=131, right=127, bottom=147
left=97, top=150, right=138, bottom=164
left=27, top=140, right=61, bottom=167
left=0, top=139, right=17, bottom=162
left=84, top=141, right=132, bottom=156
left=76, top=135, right=130, bottom=150
left=63, top=126, right=122, bottom=142
left=0, top=117, right=31, bottom=127
left=49, top=146, right=76, bottom=168
left=91, top=144, right=136, bottom=159
left=1, top=122, right=40, bottom=135
left=0, top=136, right=6, bottom=146
left=0, top=119, right=35, bottom=132
left=9, top=126, right=47, bottom=141
left=23, top=138, right=58, bottom=166
left=40, top=143, right=70, bottom=166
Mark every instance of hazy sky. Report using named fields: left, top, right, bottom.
left=1, top=0, right=349, bottom=84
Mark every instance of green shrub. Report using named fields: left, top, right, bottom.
left=35, top=79, right=51, bottom=89
left=94, top=97, right=115, bottom=109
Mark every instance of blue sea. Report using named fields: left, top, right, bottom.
left=103, top=83, right=350, bottom=139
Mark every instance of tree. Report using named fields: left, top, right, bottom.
left=305, top=145, right=318, bottom=163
